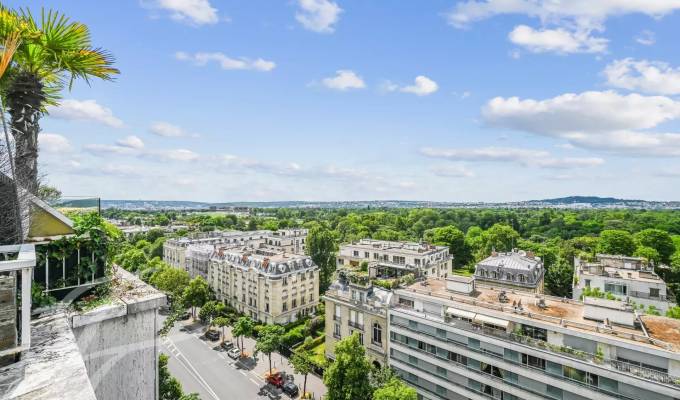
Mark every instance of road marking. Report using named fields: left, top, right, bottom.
left=249, top=378, right=259, bottom=386
left=239, top=371, right=247, bottom=376
left=165, top=335, right=221, bottom=400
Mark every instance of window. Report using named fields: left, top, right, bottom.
left=282, top=302, right=288, bottom=312
left=398, top=298, right=414, bottom=308
left=337, top=258, right=344, bottom=265
left=521, top=325, right=547, bottom=341
left=372, top=323, right=382, bottom=345
left=373, top=253, right=379, bottom=260
left=650, top=288, right=660, bottom=298
left=357, top=332, right=364, bottom=345
left=522, top=354, right=545, bottom=370
left=604, top=282, right=627, bottom=295
left=415, top=259, right=421, bottom=266
left=334, top=304, right=341, bottom=320
left=283, top=277, right=288, bottom=285
left=353, top=250, right=359, bottom=257
left=585, top=279, right=591, bottom=288
left=265, top=303, right=269, bottom=312
left=364, top=252, right=370, bottom=258
left=334, top=324, right=341, bottom=338
left=393, top=255, right=406, bottom=265
left=309, top=293, right=313, bottom=302
left=292, top=299, right=297, bottom=308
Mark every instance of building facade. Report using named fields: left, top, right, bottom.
left=208, top=248, right=319, bottom=324
left=388, top=278, right=680, bottom=400
left=323, top=274, right=392, bottom=368
left=337, top=239, right=452, bottom=278
left=574, top=254, right=676, bottom=313
left=474, top=249, right=545, bottom=293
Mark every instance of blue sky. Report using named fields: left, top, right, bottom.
left=10, top=0, right=680, bottom=202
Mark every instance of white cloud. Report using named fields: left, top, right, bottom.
left=223, top=154, right=303, bottom=176
left=420, top=146, right=604, bottom=169
left=151, top=0, right=219, bottom=25
left=295, top=0, right=342, bottom=33
left=175, top=51, right=275, bottom=71
left=431, top=164, right=475, bottom=178
left=149, top=121, right=187, bottom=137
left=482, top=90, right=680, bottom=156
left=446, top=1, right=680, bottom=29
left=100, top=164, right=144, bottom=177
left=39, top=133, right=71, bottom=153
left=604, top=59, right=680, bottom=96
left=391, top=76, right=439, bottom=96
left=483, top=91, right=680, bottom=135
left=384, top=76, right=439, bottom=96
left=635, top=30, right=656, bottom=46
left=116, top=135, right=145, bottom=149
left=322, top=70, right=365, bottom=91
left=508, top=25, right=607, bottom=54
left=48, top=99, right=123, bottom=128
left=151, top=149, right=200, bottom=162
left=84, top=143, right=137, bottom=156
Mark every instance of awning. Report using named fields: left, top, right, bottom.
left=473, top=314, right=510, bottom=329
left=446, top=307, right=476, bottom=320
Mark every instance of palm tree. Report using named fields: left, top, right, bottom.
left=0, top=7, right=118, bottom=193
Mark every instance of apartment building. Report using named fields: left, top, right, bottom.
left=163, top=228, right=307, bottom=275
left=337, top=239, right=452, bottom=278
left=323, top=272, right=392, bottom=368
left=574, top=254, right=676, bottom=313
left=389, top=277, right=680, bottom=400
left=474, top=249, right=545, bottom=294
left=208, top=248, right=319, bottom=324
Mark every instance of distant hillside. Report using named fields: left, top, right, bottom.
left=101, top=196, right=680, bottom=211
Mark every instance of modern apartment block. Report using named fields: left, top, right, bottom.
left=388, top=278, right=680, bottom=400
left=573, top=254, right=676, bottom=313
left=336, top=239, right=452, bottom=278
left=474, top=249, right=545, bottom=293
left=208, top=248, right=319, bottom=324
left=323, top=272, right=392, bottom=368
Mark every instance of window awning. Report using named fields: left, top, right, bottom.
left=473, top=314, right=510, bottom=329
left=446, top=307, right=476, bottom=320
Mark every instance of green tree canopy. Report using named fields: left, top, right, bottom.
left=482, top=223, right=520, bottom=254
left=424, top=225, right=470, bottom=267
left=597, top=230, right=636, bottom=256
left=232, top=316, right=254, bottom=352
left=255, top=324, right=285, bottom=374
left=372, top=377, right=417, bottom=400
left=306, top=224, right=337, bottom=292
left=182, top=276, right=209, bottom=319
left=544, top=259, right=573, bottom=297
left=290, top=350, right=313, bottom=397
left=151, top=266, right=190, bottom=297
left=323, top=333, right=372, bottom=400
left=634, top=246, right=661, bottom=265
left=634, top=229, right=676, bottom=264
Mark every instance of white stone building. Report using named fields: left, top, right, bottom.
left=474, top=249, right=545, bottom=293
left=573, top=254, right=676, bottom=313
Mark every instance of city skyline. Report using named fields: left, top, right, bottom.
left=16, top=0, right=680, bottom=202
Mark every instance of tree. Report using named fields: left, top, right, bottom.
left=323, top=333, right=372, bottom=400
left=119, top=248, right=148, bottom=272
left=150, top=265, right=190, bottom=298
left=306, top=224, right=337, bottom=292
left=37, top=184, right=60, bottom=203
left=232, top=316, right=254, bottom=353
left=424, top=225, right=470, bottom=267
left=544, top=259, right=573, bottom=297
left=372, top=377, right=417, bottom=400
left=214, top=317, right=230, bottom=343
left=0, top=7, right=118, bottom=192
left=634, top=229, right=676, bottom=264
left=255, top=324, right=285, bottom=374
left=182, top=276, right=209, bottom=319
left=290, top=350, right=313, bottom=398
left=159, top=353, right=183, bottom=400
left=597, top=230, right=636, bottom=256
left=199, top=301, right=218, bottom=329
left=634, top=246, right=661, bottom=265
left=482, top=223, right=520, bottom=254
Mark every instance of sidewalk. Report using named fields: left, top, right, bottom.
left=217, top=323, right=327, bottom=399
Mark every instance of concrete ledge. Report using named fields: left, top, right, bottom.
left=68, top=268, right=166, bottom=329
left=0, top=313, right=97, bottom=400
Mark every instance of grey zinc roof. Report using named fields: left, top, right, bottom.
left=478, top=252, right=541, bottom=271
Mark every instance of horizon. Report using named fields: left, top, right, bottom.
left=9, top=0, right=680, bottom=202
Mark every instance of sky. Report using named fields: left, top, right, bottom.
left=9, top=0, right=680, bottom=202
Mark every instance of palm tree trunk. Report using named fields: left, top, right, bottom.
left=5, top=71, right=45, bottom=194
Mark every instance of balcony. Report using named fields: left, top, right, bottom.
left=348, top=320, right=364, bottom=330
left=629, top=290, right=675, bottom=302
left=392, top=308, right=680, bottom=388
left=333, top=315, right=341, bottom=323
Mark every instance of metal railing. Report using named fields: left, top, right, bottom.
left=629, top=290, right=675, bottom=302
left=348, top=320, right=364, bottom=330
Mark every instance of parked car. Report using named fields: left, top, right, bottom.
left=205, top=330, right=220, bottom=341
left=220, top=341, right=234, bottom=351
left=282, top=382, right=299, bottom=397
left=227, top=348, right=241, bottom=359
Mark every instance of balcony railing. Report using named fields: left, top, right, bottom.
left=392, top=307, right=680, bottom=388
left=628, top=290, right=675, bottom=302
left=0, top=244, right=36, bottom=357
left=348, top=320, right=364, bottom=330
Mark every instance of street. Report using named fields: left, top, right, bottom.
left=160, top=316, right=326, bottom=400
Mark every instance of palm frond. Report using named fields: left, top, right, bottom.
left=0, top=31, right=21, bottom=79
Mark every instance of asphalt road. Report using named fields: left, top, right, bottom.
left=159, top=316, right=326, bottom=400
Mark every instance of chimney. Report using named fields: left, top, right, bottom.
left=526, top=251, right=534, bottom=259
